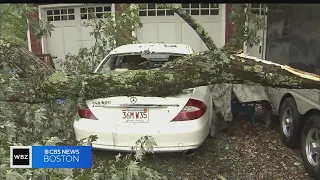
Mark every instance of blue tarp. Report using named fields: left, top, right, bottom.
left=55, top=99, right=66, bottom=104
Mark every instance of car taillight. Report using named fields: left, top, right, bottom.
left=77, top=102, right=98, bottom=120
left=172, top=99, right=207, bottom=121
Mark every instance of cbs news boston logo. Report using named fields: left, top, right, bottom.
left=10, top=146, right=92, bottom=168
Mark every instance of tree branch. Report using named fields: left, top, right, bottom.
left=0, top=40, right=54, bottom=79
left=169, top=5, right=218, bottom=52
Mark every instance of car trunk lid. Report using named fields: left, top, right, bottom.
left=84, top=89, right=195, bottom=128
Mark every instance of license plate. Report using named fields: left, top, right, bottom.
left=122, top=108, right=149, bottom=123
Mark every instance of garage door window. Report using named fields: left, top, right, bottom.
left=139, top=4, right=174, bottom=16
left=47, top=8, right=75, bottom=21
left=181, top=4, right=219, bottom=15
left=250, top=4, right=267, bottom=15
left=80, top=6, right=111, bottom=19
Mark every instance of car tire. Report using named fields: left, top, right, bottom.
left=301, top=115, right=320, bottom=180
left=279, top=97, right=301, bottom=148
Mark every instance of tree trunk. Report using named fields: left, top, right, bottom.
left=37, top=52, right=320, bottom=101
left=0, top=41, right=54, bottom=79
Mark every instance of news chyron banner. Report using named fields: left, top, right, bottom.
left=10, top=146, right=92, bottom=168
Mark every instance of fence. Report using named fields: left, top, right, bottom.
left=37, top=54, right=55, bottom=69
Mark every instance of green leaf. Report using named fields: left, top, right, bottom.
left=134, top=147, right=145, bottom=161
left=115, top=153, right=121, bottom=162
left=45, top=136, right=61, bottom=146
left=126, top=160, right=140, bottom=178
left=144, top=136, right=157, bottom=152
left=5, top=170, right=25, bottom=180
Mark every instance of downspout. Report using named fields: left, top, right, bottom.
left=264, top=5, right=269, bottom=60
left=261, top=4, right=266, bottom=60
left=27, top=19, right=32, bottom=51
left=221, top=4, right=226, bottom=46
left=111, top=4, right=116, bottom=49
left=0, top=5, right=2, bottom=39
left=243, top=4, right=249, bottom=54
left=38, top=6, right=45, bottom=54
left=130, top=4, right=137, bottom=41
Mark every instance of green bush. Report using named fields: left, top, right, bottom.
left=0, top=100, right=161, bottom=179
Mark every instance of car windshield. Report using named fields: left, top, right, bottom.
left=97, top=53, right=186, bottom=73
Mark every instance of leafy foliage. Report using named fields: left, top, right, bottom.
left=0, top=4, right=54, bottom=75
left=59, top=47, right=100, bottom=74
left=0, top=100, right=77, bottom=179
left=0, top=100, right=161, bottom=179
left=0, top=4, right=161, bottom=179
left=0, top=4, right=54, bottom=46
left=58, top=4, right=142, bottom=74
left=223, top=4, right=267, bottom=51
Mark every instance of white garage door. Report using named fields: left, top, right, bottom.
left=245, top=4, right=268, bottom=59
left=41, top=4, right=113, bottom=70
left=137, top=4, right=224, bottom=52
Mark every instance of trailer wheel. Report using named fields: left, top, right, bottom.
left=301, top=115, right=320, bottom=180
left=279, top=97, right=301, bottom=148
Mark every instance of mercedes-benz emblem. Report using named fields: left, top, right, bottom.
left=130, top=97, right=137, bottom=104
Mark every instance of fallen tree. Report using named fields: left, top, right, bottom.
left=40, top=52, right=320, bottom=100
left=0, top=5, right=320, bottom=103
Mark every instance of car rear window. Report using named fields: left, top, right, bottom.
left=97, top=53, right=185, bottom=73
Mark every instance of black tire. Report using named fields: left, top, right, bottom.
left=301, top=115, right=320, bottom=180
left=279, top=97, right=301, bottom=148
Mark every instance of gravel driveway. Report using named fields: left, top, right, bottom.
left=93, top=115, right=311, bottom=180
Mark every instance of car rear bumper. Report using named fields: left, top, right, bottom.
left=91, top=143, right=201, bottom=152
left=73, top=116, right=210, bottom=152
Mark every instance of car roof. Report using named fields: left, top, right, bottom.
left=109, top=43, right=193, bottom=55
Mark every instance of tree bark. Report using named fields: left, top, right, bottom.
left=0, top=40, right=54, bottom=78
left=38, top=52, right=320, bottom=100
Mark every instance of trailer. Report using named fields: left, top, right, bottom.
left=245, top=4, right=320, bottom=179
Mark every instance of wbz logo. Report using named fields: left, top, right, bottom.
left=10, top=146, right=32, bottom=168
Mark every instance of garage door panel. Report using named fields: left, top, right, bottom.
left=158, top=23, right=175, bottom=43
left=201, top=22, right=222, bottom=51
left=181, top=22, right=201, bottom=52
left=44, top=5, right=114, bottom=69
left=63, top=26, right=81, bottom=55
left=137, top=23, right=157, bottom=43
left=192, top=16, right=221, bottom=22
left=140, top=16, right=180, bottom=23
left=81, top=26, right=95, bottom=49
left=47, top=27, right=64, bottom=69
